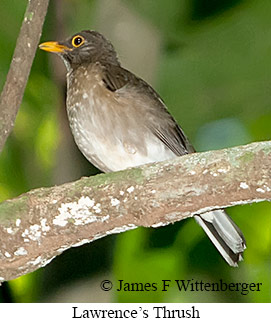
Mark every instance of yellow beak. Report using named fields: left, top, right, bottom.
left=39, top=41, right=71, bottom=53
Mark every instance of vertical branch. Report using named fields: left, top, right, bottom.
left=0, top=0, right=50, bottom=152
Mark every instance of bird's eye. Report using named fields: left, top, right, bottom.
left=72, top=35, right=85, bottom=48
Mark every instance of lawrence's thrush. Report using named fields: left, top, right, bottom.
left=39, top=30, right=246, bottom=266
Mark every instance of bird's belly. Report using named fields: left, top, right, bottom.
left=68, top=107, right=176, bottom=173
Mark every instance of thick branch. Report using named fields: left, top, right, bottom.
left=0, top=141, right=271, bottom=282
left=0, top=0, right=50, bottom=152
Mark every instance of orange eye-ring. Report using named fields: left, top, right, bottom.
left=72, top=35, right=85, bottom=48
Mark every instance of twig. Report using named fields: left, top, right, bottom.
left=0, top=0, right=50, bottom=152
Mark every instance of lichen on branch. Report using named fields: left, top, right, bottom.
left=0, top=141, right=271, bottom=282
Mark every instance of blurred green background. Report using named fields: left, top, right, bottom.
left=0, top=0, right=271, bottom=302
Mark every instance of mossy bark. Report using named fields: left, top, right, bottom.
left=0, top=141, right=271, bottom=282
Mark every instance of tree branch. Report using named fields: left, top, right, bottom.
left=0, top=141, right=271, bottom=282
left=0, top=0, right=50, bottom=152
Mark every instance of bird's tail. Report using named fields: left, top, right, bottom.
left=194, top=210, right=246, bottom=267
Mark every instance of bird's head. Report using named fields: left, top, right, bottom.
left=39, top=30, right=119, bottom=70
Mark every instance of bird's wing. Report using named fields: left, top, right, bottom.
left=102, top=65, right=246, bottom=267
left=102, top=64, right=129, bottom=91
left=102, top=64, right=195, bottom=156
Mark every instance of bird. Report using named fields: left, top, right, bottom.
left=39, top=30, right=246, bottom=266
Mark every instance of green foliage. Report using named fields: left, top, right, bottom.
left=0, top=0, right=270, bottom=302
left=113, top=228, right=181, bottom=302
left=114, top=0, right=271, bottom=303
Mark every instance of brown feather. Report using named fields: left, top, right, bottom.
left=102, top=64, right=194, bottom=156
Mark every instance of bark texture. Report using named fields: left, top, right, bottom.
left=0, top=141, right=271, bottom=282
left=0, top=0, right=50, bottom=152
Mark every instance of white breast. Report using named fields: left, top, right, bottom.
left=68, top=104, right=176, bottom=172
left=66, top=65, right=176, bottom=173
